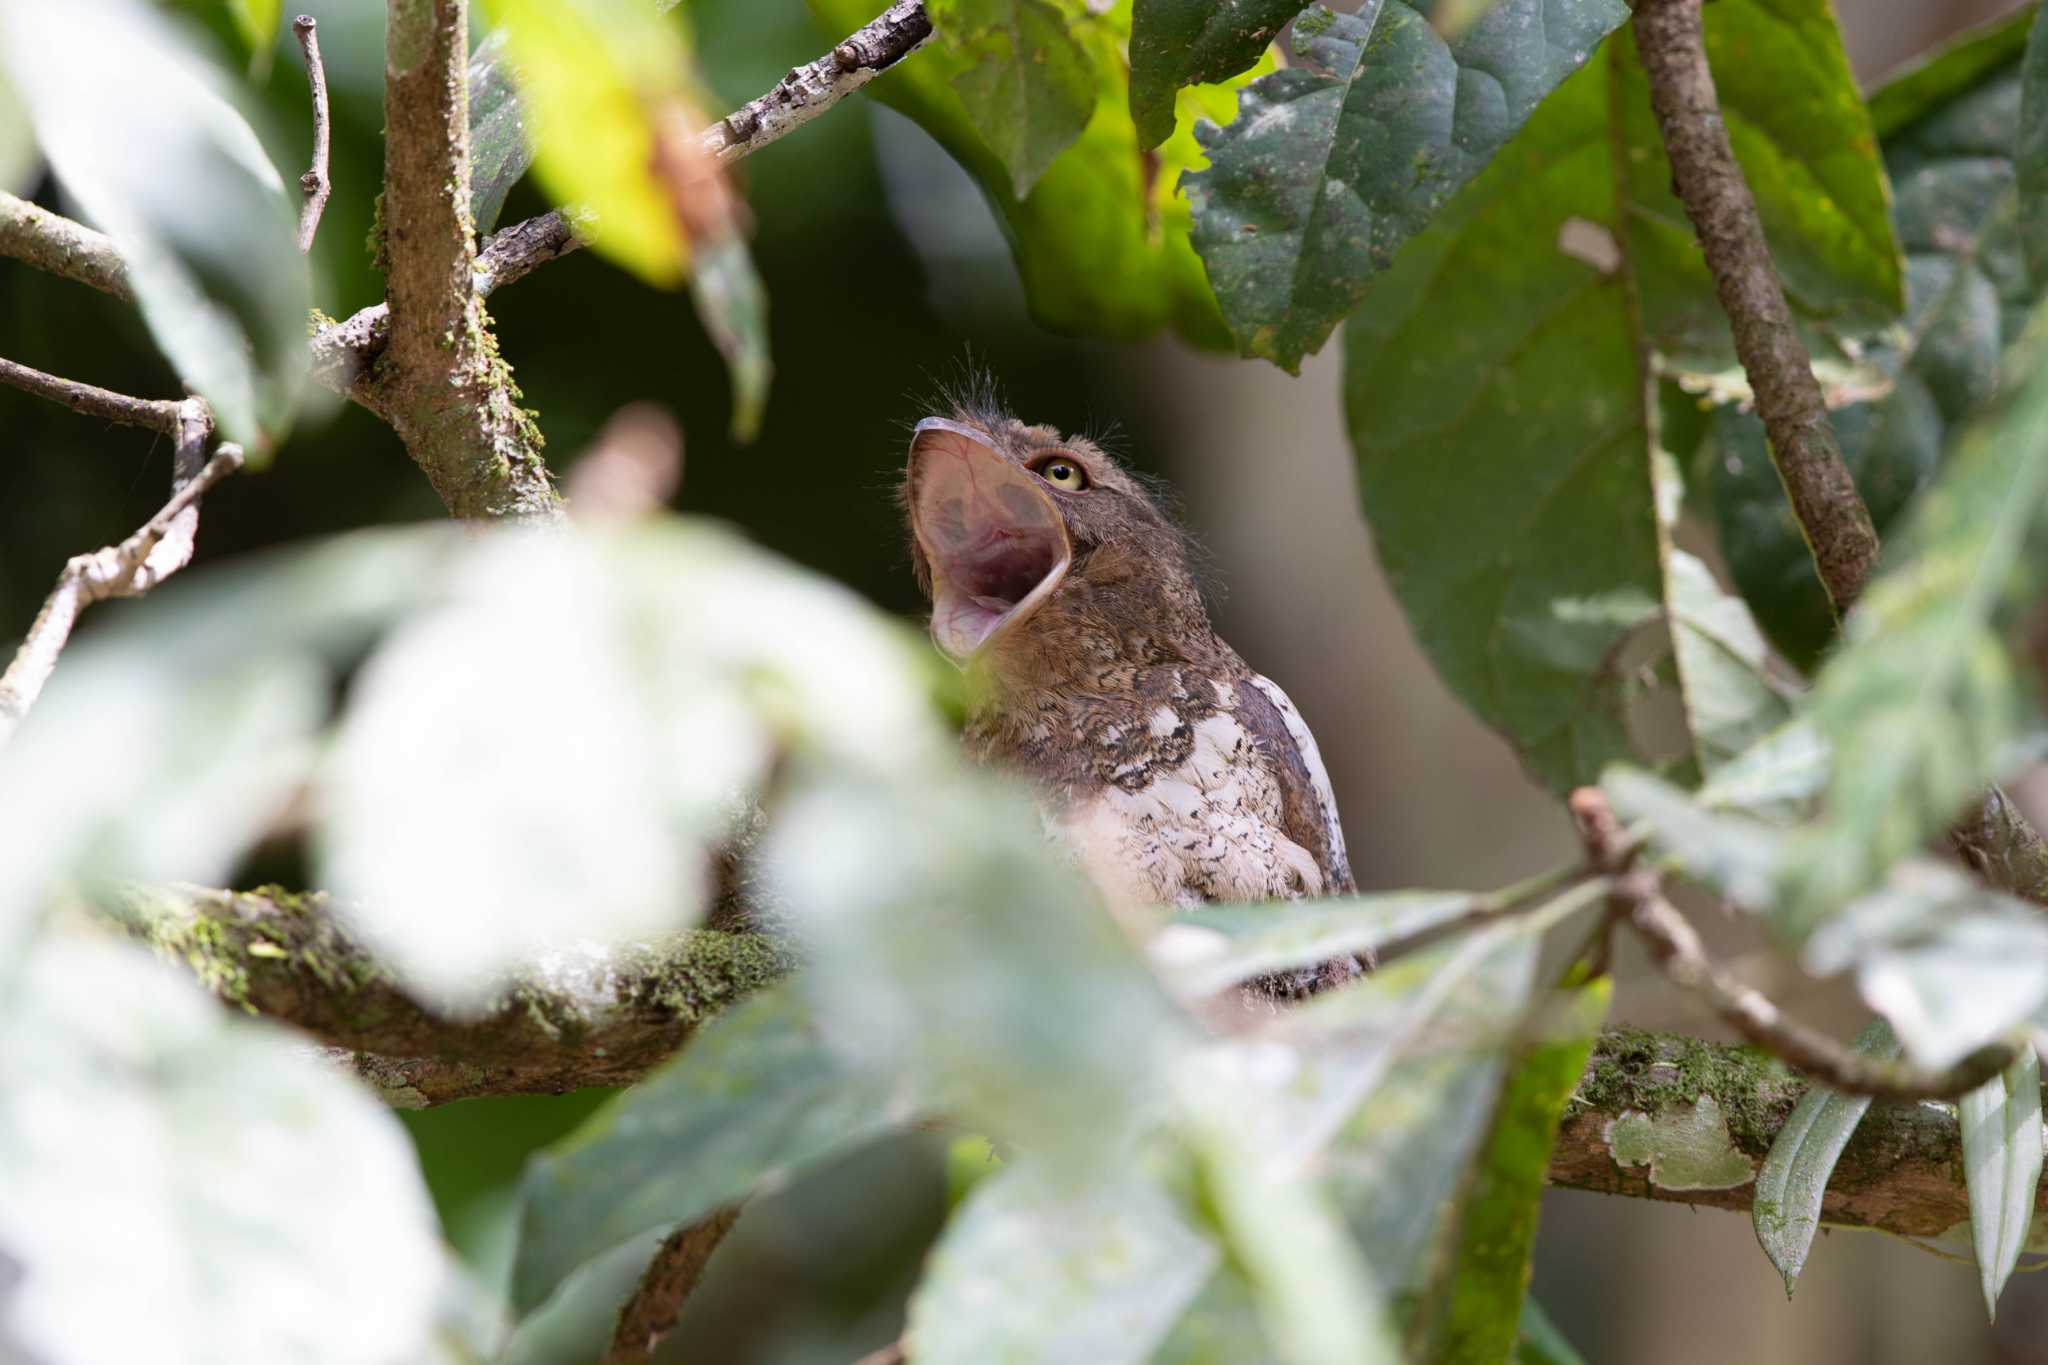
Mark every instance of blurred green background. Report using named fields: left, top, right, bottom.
left=3, top=0, right=2044, bottom=1361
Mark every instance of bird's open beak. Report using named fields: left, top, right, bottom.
left=907, top=417, right=1071, bottom=663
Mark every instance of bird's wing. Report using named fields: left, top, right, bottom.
left=1234, top=674, right=1355, bottom=896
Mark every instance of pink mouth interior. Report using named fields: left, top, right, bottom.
left=910, top=424, right=1069, bottom=661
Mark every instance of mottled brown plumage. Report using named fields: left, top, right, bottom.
left=901, top=397, right=1357, bottom=946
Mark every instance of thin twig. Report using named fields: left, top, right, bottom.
left=0, top=191, right=132, bottom=301
left=602, top=1205, right=747, bottom=1365
left=1633, top=0, right=1879, bottom=617
left=0, top=356, right=182, bottom=432
left=0, top=427, right=239, bottom=748
left=703, top=0, right=933, bottom=163
left=292, top=15, right=332, bottom=255
left=1569, top=788, right=2016, bottom=1102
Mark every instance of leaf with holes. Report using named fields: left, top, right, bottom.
left=1187, top=0, right=1628, bottom=372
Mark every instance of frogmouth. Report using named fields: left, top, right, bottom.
left=903, top=397, right=1360, bottom=977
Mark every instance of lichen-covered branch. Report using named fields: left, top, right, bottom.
left=374, top=0, right=560, bottom=521
left=1633, top=0, right=1879, bottom=618
left=703, top=0, right=932, bottom=163
left=106, top=884, right=793, bottom=1108
left=1552, top=1029, right=1999, bottom=1242
left=0, top=190, right=132, bottom=300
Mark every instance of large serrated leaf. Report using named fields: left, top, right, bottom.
left=908, top=1161, right=1217, bottom=1365
left=510, top=986, right=903, bottom=1315
left=1345, top=0, right=1901, bottom=792
left=1186, top=0, right=1627, bottom=372
left=0, top=0, right=308, bottom=449
left=1751, top=1019, right=1898, bottom=1296
left=1960, top=1045, right=2043, bottom=1320
left=1128, top=0, right=1307, bottom=148
left=1719, top=11, right=2041, bottom=667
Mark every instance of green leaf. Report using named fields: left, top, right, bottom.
left=689, top=233, right=773, bottom=441
left=1344, top=0, right=1901, bottom=792
left=1604, top=766, right=1785, bottom=908
left=225, top=0, right=282, bottom=70
left=495, top=1229, right=668, bottom=1365
left=1418, top=975, right=1611, bottom=1362
left=1128, top=0, right=1306, bottom=148
left=2022, top=6, right=2048, bottom=283
left=0, top=0, right=308, bottom=449
left=928, top=0, right=1099, bottom=198
left=1960, top=1044, right=2043, bottom=1320
left=510, top=986, right=902, bottom=1315
left=467, top=29, right=533, bottom=235
left=808, top=0, right=1258, bottom=345
left=480, top=0, right=695, bottom=286
left=1751, top=1019, right=1897, bottom=1296
left=1719, top=17, right=2041, bottom=666
left=1516, top=1298, right=1589, bottom=1365
left=0, top=939, right=451, bottom=1365
left=1187, top=0, right=1628, bottom=372
left=1868, top=7, right=2035, bottom=139
left=1164, top=890, right=1478, bottom=994
left=1784, top=307, right=2048, bottom=926
left=1666, top=548, right=1796, bottom=772
left=907, top=1161, right=1218, bottom=1365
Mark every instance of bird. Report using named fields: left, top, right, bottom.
left=901, top=390, right=1361, bottom=985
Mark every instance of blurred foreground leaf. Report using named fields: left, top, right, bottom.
left=1961, top=1044, right=2043, bottom=1319
left=0, top=0, right=308, bottom=448
left=0, top=939, right=451, bottom=1365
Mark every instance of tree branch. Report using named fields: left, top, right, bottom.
left=1633, top=0, right=1879, bottom=618
left=0, top=417, right=237, bottom=748
left=292, top=15, right=333, bottom=255
left=0, top=356, right=181, bottom=432
left=375, top=0, right=561, bottom=521
left=602, top=1205, right=746, bottom=1365
left=105, top=884, right=794, bottom=1108
left=1551, top=1028, right=2010, bottom=1242
left=0, top=190, right=132, bottom=301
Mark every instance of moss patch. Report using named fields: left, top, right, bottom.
left=1574, top=1026, right=1804, bottom=1155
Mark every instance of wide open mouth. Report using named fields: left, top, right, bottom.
left=907, top=417, right=1071, bottom=662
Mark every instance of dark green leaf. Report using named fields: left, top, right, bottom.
left=0, top=0, right=308, bottom=448
left=908, top=1161, right=1217, bottom=1365
left=1128, top=0, right=1306, bottom=148
left=928, top=0, right=1099, bottom=198
left=1346, top=0, right=1902, bottom=791
left=1718, top=20, right=2039, bottom=666
left=1869, top=7, right=2035, bottom=138
left=808, top=0, right=1257, bottom=344
left=1751, top=1019, right=1897, bottom=1296
left=511, top=986, right=902, bottom=1314
left=2021, top=6, right=2048, bottom=283
left=1784, top=308, right=2048, bottom=926
left=467, top=30, right=533, bottom=235
left=1188, top=0, right=1627, bottom=371
left=1961, top=1045, right=2043, bottom=1319
left=1417, top=976, right=1611, bottom=1362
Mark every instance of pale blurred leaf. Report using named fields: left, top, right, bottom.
left=225, top=0, right=282, bottom=70
left=1666, top=549, right=1795, bottom=774
left=1695, top=720, right=1831, bottom=823
left=511, top=986, right=903, bottom=1315
left=689, top=234, right=771, bottom=441
left=0, top=0, right=307, bottom=448
left=1161, top=891, right=1477, bottom=995
left=1603, top=766, right=1785, bottom=909
left=497, top=1229, right=667, bottom=1365
left=908, top=1160, right=1217, bottom=1365
left=1961, top=1044, right=2043, bottom=1319
left=1516, top=1298, right=1589, bottom=1365
left=481, top=0, right=695, bottom=285
left=926, top=0, right=1099, bottom=198
left=1803, top=861, right=2048, bottom=1069
left=0, top=68, right=35, bottom=195
left=1151, top=1266, right=1276, bottom=1364
left=467, top=29, right=533, bottom=234
left=1127, top=0, right=1304, bottom=148
left=1752, top=1019, right=1896, bottom=1295
left=0, top=938, right=447, bottom=1365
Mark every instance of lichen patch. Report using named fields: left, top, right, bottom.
left=1605, top=1095, right=1756, bottom=1190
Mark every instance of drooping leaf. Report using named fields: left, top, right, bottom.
left=1783, top=307, right=2048, bottom=927
left=1344, top=0, right=1901, bottom=792
left=1163, top=890, right=1479, bottom=994
left=688, top=233, right=773, bottom=441
left=510, top=986, right=903, bottom=1315
left=1960, top=1044, right=2043, bottom=1320
left=480, top=0, right=695, bottom=286
left=1751, top=1019, right=1898, bottom=1296
left=0, top=0, right=308, bottom=448
left=1128, top=0, right=1305, bottom=148
left=908, top=1160, right=1217, bottom=1365
left=1186, top=0, right=1628, bottom=372
left=1416, top=974, right=1611, bottom=1362
left=927, top=0, right=1099, bottom=198
left=808, top=0, right=1263, bottom=345
left=0, top=939, right=450, bottom=1365
left=1718, top=11, right=2042, bottom=666
left=467, top=29, right=533, bottom=235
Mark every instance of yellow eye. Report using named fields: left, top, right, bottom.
left=1032, top=455, right=1089, bottom=491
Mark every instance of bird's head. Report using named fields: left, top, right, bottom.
left=903, top=404, right=1213, bottom=684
